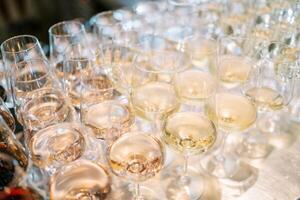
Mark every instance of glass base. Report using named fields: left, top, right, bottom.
left=161, top=165, right=204, bottom=200
left=203, top=154, right=258, bottom=196
left=236, top=131, right=273, bottom=159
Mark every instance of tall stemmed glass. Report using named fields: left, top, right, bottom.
left=49, top=20, right=86, bottom=78
left=202, top=36, right=259, bottom=194
left=130, top=50, right=188, bottom=133
left=162, top=112, right=217, bottom=199
left=0, top=35, right=46, bottom=104
left=108, top=132, right=164, bottom=200
left=239, top=42, right=297, bottom=155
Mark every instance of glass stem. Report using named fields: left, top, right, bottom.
left=179, top=154, right=190, bottom=185
left=134, top=183, right=141, bottom=200
left=183, top=154, right=188, bottom=175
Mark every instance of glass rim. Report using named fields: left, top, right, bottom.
left=133, top=50, right=190, bottom=74
left=15, top=58, right=50, bottom=83
left=90, top=10, right=122, bottom=27
left=48, top=20, right=85, bottom=38
left=1, top=35, right=41, bottom=54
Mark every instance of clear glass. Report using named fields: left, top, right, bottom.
left=21, top=88, right=77, bottom=145
left=162, top=112, right=217, bottom=199
left=0, top=35, right=46, bottom=103
left=50, top=160, right=111, bottom=200
left=108, top=132, right=164, bottom=200
left=29, top=123, right=90, bottom=174
left=48, top=20, right=86, bottom=78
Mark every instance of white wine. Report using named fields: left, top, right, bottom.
left=82, top=101, right=132, bottom=140
left=175, top=69, right=217, bottom=101
left=163, top=112, right=217, bottom=155
left=206, top=93, right=256, bottom=132
left=219, top=55, right=253, bottom=84
left=108, top=132, right=164, bottom=182
left=50, top=160, right=111, bottom=200
left=245, top=87, right=284, bottom=111
left=30, top=123, right=85, bottom=169
left=188, top=39, right=216, bottom=68
left=131, top=82, right=179, bottom=120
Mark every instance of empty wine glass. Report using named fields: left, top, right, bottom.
left=49, top=20, right=86, bottom=78
left=50, top=159, right=111, bottom=200
left=108, top=132, right=164, bottom=200
left=29, top=122, right=94, bottom=174
left=0, top=35, right=46, bottom=102
left=162, top=112, right=217, bottom=199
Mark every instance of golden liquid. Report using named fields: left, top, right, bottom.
left=83, top=101, right=132, bottom=140
left=50, top=161, right=110, bottom=200
left=175, top=70, right=217, bottom=101
left=189, top=39, right=216, bottom=68
left=108, top=133, right=163, bottom=182
left=219, top=55, right=252, bottom=84
left=163, top=112, right=217, bottom=155
left=245, top=87, right=284, bottom=111
left=131, top=82, right=179, bottom=121
left=206, top=93, right=257, bottom=132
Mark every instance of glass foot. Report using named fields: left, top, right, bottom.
left=162, top=166, right=204, bottom=200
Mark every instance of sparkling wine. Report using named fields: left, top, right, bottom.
left=29, top=124, right=85, bottom=169
left=50, top=160, right=111, bottom=200
left=206, top=93, right=257, bottom=132
left=175, top=70, right=217, bottom=101
left=109, top=133, right=164, bottom=182
left=131, top=82, right=179, bottom=120
left=163, top=112, right=217, bottom=155
left=245, top=87, right=284, bottom=111
left=0, top=187, right=43, bottom=200
left=219, top=55, right=253, bottom=84
left=82, top=101, right=132, bottom=140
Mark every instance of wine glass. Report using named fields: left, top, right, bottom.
left=130, top=50, right=188, bottom=133
left=162, top=112, right=217, bottom=199
left=174, top=35, right=218, bottom=108
left=90, top=11, right=123, bottom=44
left=50, top=159, right=111, bottom=200
left=81, top=99, right=133, bottom=142
left=62, top=43, right=95, bottom=108
left=29, top=122, right=94, bottom=174
left=238, top=43, right=297, bottom=156
left=48, top=20, right=86, bottom=78
left=0, top=35, right=46, bottom=102
left=108, top=132, right=164, bottom=200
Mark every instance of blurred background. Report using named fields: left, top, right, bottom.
left=0, top=0, right=141, bottom=45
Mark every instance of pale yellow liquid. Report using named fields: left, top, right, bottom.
left=131, top=82, right=179, bottom=121
left=245, top=87, right=284, bottom=111
left=175, top=69, right=217, bottom=101
left=163, top=112, right=217, bottom=155
left=189, top=39, right=216, bottom=68
left=219, top=55, right=252, bottom=84
left=206, top=93, right=257, bottom=132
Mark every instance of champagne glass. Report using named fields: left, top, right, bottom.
left=108, top=132, right=164, bottom=200
left=50, top=160, right=111, bottom=200
left=49, top=20, right=86, bottom=78
left=29, top=122, right=93, bottom=174
left=162, top=112, right=217, bottom=199
left=0, top=35, right=46, bottom=102
left=130, top=50, right=188, bottom=133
